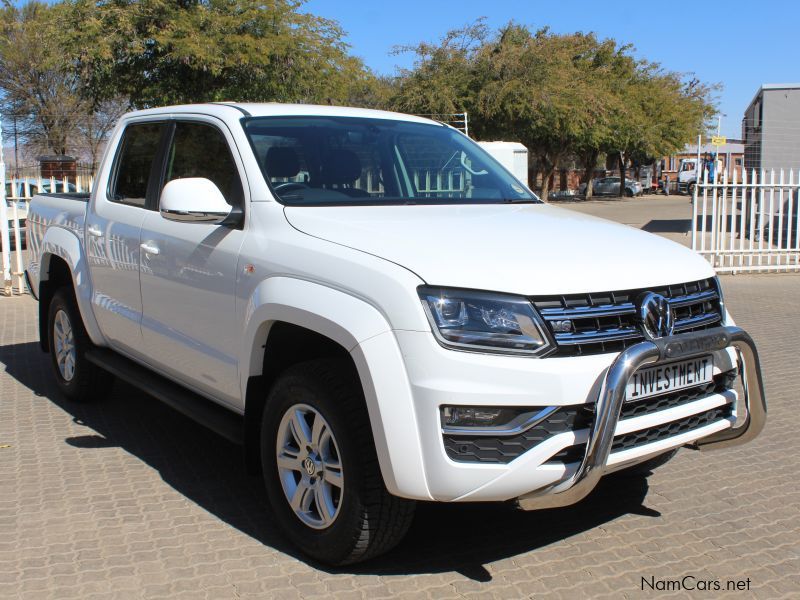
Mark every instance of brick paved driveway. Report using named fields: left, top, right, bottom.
left=1, top=276, right=799, bottom=598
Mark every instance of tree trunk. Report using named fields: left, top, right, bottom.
left=618, top=151, right=626, bottom=198
left=582, top=149, right=599, bottom=199
left=539, top=159, right=556, bottom=202
left=528, top=153, right=539, bottom=192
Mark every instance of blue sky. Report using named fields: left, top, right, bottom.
left=304, top=0, right=800, bottom=139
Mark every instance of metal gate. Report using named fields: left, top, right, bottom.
left=692, top=168, right=800, bottom=273
left=1, top=173, right=95, bottom=296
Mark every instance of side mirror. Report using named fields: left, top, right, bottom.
left=160, top=178, right=233, bottom=224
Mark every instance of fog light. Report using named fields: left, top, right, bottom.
left=440, top=405, right=542, bottom=430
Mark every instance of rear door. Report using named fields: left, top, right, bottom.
left=138, top=118, right=246, bottom=405
left=86, top=121, right=166, bottom=355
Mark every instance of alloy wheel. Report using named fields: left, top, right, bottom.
left=276, top=403, right=344, bottom=529
left=53, top=309, right=76, bottom=381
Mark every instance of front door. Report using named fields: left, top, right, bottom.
left=139, top=119, right=246, bottom=406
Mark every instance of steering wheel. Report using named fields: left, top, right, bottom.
left=274, top=182, right=309, bottom=193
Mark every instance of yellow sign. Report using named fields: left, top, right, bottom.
left=711, top=136, right=726, bottom=146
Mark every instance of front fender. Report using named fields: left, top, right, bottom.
left=240, top=276, right=431, bottom=500
left=40, top=226, right=105, bottom=346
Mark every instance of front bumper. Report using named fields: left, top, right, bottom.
left=517, top=326, right=766, bottom=509
left=384, top=324, right=763, bottom=503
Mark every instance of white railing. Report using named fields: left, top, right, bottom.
left=1, top=174, right=94, bottom=296
left=692, top=168, right=800, bottom=273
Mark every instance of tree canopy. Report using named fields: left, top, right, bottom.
left=64, top=0, right=372, bottom=107
left=1, top=3, right=717, bottom=185
left=391, top=21, right=717, bottom=198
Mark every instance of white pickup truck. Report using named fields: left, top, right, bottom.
left=25, top=103, right=766, bottom=565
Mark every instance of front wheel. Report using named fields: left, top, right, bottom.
left=261, top=359, right=415, bottom=565
left=47, top=287, right=113, bottom=401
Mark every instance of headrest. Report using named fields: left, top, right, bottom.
left=319, top=149, right=362, bottom=185
left=265, top=147, right=300, bottom=178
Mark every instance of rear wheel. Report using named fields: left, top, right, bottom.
left=47, top=287, right=113, bottom=402
left=261, top=359, right=415, bottom=565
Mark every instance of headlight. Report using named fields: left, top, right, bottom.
left=418, top=286, right=554, bottom=356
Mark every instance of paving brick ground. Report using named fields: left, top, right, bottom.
left=1, top=201, right=799, bottom=598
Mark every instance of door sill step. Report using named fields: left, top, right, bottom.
left=85, top=347, right=244, bottom=444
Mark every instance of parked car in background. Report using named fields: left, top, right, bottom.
left=580, top=177, right=643, bottom=197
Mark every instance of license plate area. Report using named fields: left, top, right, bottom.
left=626, top=355, right=714, bottom=402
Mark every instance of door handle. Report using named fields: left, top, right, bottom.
left=87, top=225, right=102, bottom=237
left=140, top=242, right=160, bottom=255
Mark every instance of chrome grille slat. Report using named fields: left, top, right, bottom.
left=668, top=289, right=718, bottom=308
left=540, top=304, right=636, bottom=319
left=673, top=312, right=722, bottom=331
left=554, top=328, right=641, bottom=345
left=533, top=278, right=723, bottom=357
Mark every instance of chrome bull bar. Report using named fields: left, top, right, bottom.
left=517, top=326, right=766, bottom=510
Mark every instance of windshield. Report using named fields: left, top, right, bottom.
left=242, top=116, right=538, bottom=206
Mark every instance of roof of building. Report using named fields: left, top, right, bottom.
left=747, top=83, right=800, bottom=111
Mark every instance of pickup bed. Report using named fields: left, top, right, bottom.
left=25, top=103, right=766, bottom=565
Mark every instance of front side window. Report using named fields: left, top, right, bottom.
left=243, top=116, right=537, bottom=206
left=163, top=122, right=243, bottom=207
left=110, top=122, right=164, bottom=206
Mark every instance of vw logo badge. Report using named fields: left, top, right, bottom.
left=636, top=292, right=674, bottom=339
left=303, top=457, right=316, bottom=476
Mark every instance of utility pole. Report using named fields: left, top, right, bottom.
left=13, top=113, right=19, bottom=176
left=0, top=116, right=12, bottom=295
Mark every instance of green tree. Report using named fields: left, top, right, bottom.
left=0, top=1, right=87, bottom=156
left=391, top=20, right=488, bottom=116
left=64, top=0, right=372, bottom=108
left=605, top=57, right=717, bottom=196
left=391, top=21, right=717, bottom=201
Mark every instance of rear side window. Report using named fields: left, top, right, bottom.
left=163, top=122, right=243, bottom=207
left=110, top=123, right=163, bottom=207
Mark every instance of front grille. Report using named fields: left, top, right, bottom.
left=612, top=404, right=732, bottom=452
left=533, top=278, right=723, bottom=357
left=619, top=368, right=736, bottom=420
left=550, top=403, right=734, bottom=464
left=444, top=368, right=737, bottom=464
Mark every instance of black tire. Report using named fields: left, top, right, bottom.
left=687, top=182, right=696, bottom=196
left=261, top=359, right=415, bottom=565
left=47, top=287, right=113, bottom=402
left=625, top=187, right=634, bottom=197
left=616, top=449, right=678, bottom=477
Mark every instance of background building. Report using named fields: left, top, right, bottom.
left=743, top=83, right=800, bottom=172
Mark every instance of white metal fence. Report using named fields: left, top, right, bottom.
left=692, top=168, right=800, bottom=273
left=1, top=174, right=95, bottom=296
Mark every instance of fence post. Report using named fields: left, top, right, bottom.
left=691, top=169, right=699, bottom=250
left=0, top=118, right=11, bottom=296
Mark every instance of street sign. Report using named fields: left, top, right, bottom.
left=711, top=136, right=726, bottom=146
